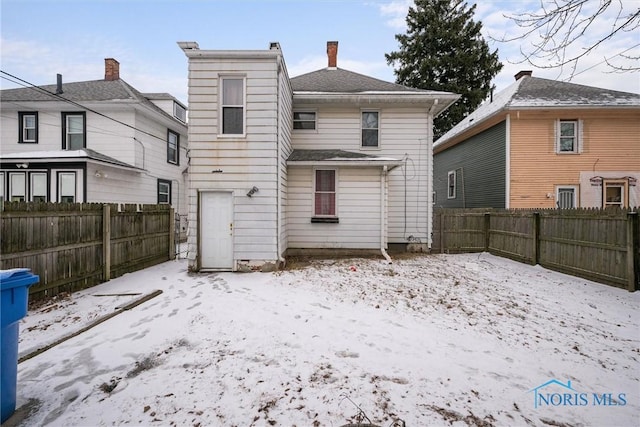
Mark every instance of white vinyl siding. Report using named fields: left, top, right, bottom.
left=186, top=54, right=288, bottom=265
left=287, top=167, right=381, bottom=249
left=291, top=106, right=430, bottom=244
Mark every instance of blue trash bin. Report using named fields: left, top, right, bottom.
left=1, top=268, right=39, bottom=423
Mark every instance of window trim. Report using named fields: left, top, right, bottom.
left=29, top=172, right=48, bottom=202
left=173, top=102, right=187, bottom=123
left=57, top=171, right=77, bottom=203
left=18, top=112, right=39, bottom=143
left=293, top=111, right=317, bottom=131
left=219, top=76, right=246, bottom=137
left=8, top=172, right=26, bottom=202
left=61, top=112, right=87, bottom=150
left=602, top=179, right=628, bottom=208
left=447, top=171, right=456, bottom=199
left=555, top=185, right=578, bottom=209
left=312, top=169, right=338, bottom=220
left=157, top=179, right=172, bottom=204
left=167, top=130, right=179, bottom=165
left=361, top=110, right=380, bottom=149
left=556, top=119, right=581, bottom=154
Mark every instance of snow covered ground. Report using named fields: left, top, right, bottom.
left=8, top=252, right=640, bottom=426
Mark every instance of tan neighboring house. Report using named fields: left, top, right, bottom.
left=433, top=71, right=640, bottom=209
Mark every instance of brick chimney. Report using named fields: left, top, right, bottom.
left=327, top=41, right=338, bottom=68
left=105, top=58, right=120, bottom=81
left=514, top=70, right=532, bottom=81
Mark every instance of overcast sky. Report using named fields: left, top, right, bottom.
left=2, top=0, right=639, bottom=105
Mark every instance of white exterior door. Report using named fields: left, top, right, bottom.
left=200, top=192, right=233, bottom=270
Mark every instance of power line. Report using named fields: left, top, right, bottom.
left=0, top=71, right=179, bottom=144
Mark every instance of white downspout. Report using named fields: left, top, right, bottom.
left=380, top=165, right=392, bottom=264
left=276, top=61, right=285, bottom=267
left=427, top=99, right=438, bottom=250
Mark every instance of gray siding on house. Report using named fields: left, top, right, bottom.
left=434, top=121, right=506, bottom=208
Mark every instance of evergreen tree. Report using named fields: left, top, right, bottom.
left=385, top=0, right=502, bottom=140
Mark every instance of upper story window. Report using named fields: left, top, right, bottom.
left=174, top=102, right=187, bottom=123
left=447, top=171, right=456, bottom=199
left=221, top=77, right=245, bottom=135
left=557, top=119, right=581, bottom=153
left=314, top=169, right=336, bottom=217
left=293, top=112, right=316, bottom=130
left=157, top=179, right=171, bottom=204
left=19, top=112, right=38, bottom=143
left=362, top=111, right=379, bottom=148
left=167, top=130, right=179, bottom=165
left=62, top=112, right=86, bottom=150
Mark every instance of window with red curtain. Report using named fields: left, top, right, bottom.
left=314, top=169, right=336, bottom=216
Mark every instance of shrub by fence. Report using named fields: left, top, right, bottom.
left=0, top=202, right=175, bottom=301
left=433, top=208, right=639, bottom=291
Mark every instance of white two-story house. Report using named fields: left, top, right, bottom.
left=179, top=41, right=458, bottom=271
left=0, top=59, right=188, bottom=223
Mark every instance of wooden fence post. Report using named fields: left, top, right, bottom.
left=484, top=212, right=491, bottom=252
left=169, top=207, right=176, bottom=260
left=627, top=211, right=638, bottom=292
left=532, top=212, right=540, bottom=265
left=439, top=211, right=444, bottom=253
left=103, top=204, right=111, bottom=281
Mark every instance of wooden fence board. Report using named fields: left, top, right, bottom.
left=433, top=208, right=638, bottom=291
left=0, top=202, right=174, bottom=301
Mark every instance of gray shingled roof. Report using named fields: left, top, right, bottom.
left=435, top=75, right=640, bottom=147
left=512, top=76, right=640, bottom=107
left=291, top=68, right=425, bottom=93
left=288, top=149, right=379, bottom=161
left=1, top=79, right=180, bottom=123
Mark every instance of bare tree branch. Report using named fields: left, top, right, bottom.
left=491, top=0, right=640, bottom=77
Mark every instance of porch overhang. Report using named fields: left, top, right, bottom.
left=0, top=149, right=144, bottom=173
left=287, top=149, right=403, bottom=171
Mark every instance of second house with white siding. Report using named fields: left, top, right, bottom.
left=179, top=41, right=458, bottom=271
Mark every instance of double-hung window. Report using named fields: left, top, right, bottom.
left=30, top=173, right=47, bottom=202
left=221, top=77, right=245, bottom=135
left=62, top=112, right=86, bottom=150
left=293, top=112, right=316, bottom=130
left=447, top=171, right=456, bottom=199
left=167, top=130, right=179, bottom=165
left=157, top=179, right=171, bottom=204
left=19, top=112, right=38, bottom=143
left=314, top=170, right=336, bottom=217
left=8, top=172, right=26, bottom=202
left=557, top=120, right=580, bottom=153
left=362, top=111, right=379, bottom=148
left=58, top=172, right=77, bottom=203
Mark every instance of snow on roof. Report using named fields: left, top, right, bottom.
left=435, top=76, right=640, bottom=148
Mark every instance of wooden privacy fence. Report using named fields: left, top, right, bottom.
left=433, top=208, right=639, bottom=291
left=0, top=202, right=175, bottom=301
